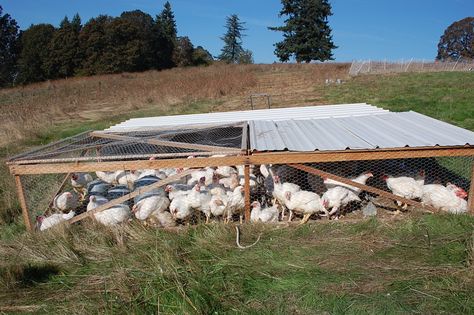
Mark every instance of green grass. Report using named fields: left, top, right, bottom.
left=1, top=215, right=473, bottom=314
left=321, top=72, right=474, bottom=131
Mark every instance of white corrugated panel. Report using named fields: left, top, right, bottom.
left=249, top=112, right=474, bottom=151
left=105, top=103, right=388, bottom=132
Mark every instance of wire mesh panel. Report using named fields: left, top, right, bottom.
left=19, top=153, right=473, bottom=231
left=249, top=155, right=473, bottom=222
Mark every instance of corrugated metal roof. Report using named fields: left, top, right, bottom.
left=105, top=103, right=388, bottom=132
left=249, top=111, right=474, bottom=151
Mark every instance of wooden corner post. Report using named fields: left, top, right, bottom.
left=14, top=175, right=33, bottom=232
left=244, top=164, right=251, bottom=222
left=468, top=160, right=474, bottom=215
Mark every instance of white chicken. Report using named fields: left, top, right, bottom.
left=186, top=184, right=212, bottom=223
left=87, top=195, right=131, bottom=226
left=70, top=173, right=93, bottom=196
left=215, top=166, right=237, bottom=178
left=149, top=211, right=177, bottom=228
left=210, top=195, right=229, bottom=219
left=187, top=168, right=214, bottom=186
left=321, top=186, right=352, bottom=218
left=219, top=173, right=240, bottom=190
left=35, top=210, right=75, bottom=231
left=250, top=201, right=279, bottom=223
left=225, top=186, right=245, bottom=223
left=132, top=195, right=170, bottom=221
left=273, top=175, right=301, bottom=219
left=53, top=191, right=79, bottom=212
left=165, top=184, right=190, bottom=200
left=115, top=170, right=140, bottom=188
left=284, top=190, right=328, bottom=224
left=95, top=171, right=117, bottom=184
left=169, top=195, right=193, bottom=222
left=422, top=184, right=467, bottom=214
left=382, top=173, right=424, bottom=210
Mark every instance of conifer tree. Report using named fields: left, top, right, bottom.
left=269, top=0, right=336, bottom=62
left=218, top=14, right=247, bottom=63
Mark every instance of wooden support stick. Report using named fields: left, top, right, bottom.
left=91, top=131, right=240, bottom=152
left=289, top=164, right=439, bottom=213
left=244, top=164, right=251, bottom=222
left=14, top=175, right=33, bottom=232
left=69, top=169, right=194, bottom=224
left=468, top=161, right=474, bottom=215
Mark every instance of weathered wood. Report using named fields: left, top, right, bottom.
left=244, top=164, right=251, bottom=222
left=69, top=169, right=194, bottom=224
left=289, top=164, right=439, bottom=213
left=468, top=161, right=474, bottom=215
left=8, top=150, right=243, bottom=166
left=10, top=147, right=474, bottom=176
left=91, top=131, right=240, bottom=152
left=10, top=156, right=246, bottom=175
left=14, top=176, right=33, bottom=232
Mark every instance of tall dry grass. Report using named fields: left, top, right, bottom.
left=0, top=64, right=258, bottom=145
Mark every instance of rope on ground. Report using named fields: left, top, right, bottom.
left=235, top=226, right=261, bottom=249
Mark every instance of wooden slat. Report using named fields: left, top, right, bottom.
left=9, top=147, right=474, bottom=176
left=289, top=164, right=439, bottom=213
left=14, top=176, right=33, bottom=232
left=10, top=156, right=247, bottom=175
left=468, top=161, right=474, bottom=215
left=244, top=164, right=251, bottom=221
left=69, top=169, right=194, bottom=224
left=90, top=131, right=240, bottom=152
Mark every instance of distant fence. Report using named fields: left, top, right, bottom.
left=349, top=59, right=474, bottom=76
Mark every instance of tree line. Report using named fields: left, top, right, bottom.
left=0, top=2, right=215, bottom=87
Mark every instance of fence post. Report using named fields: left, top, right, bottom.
left=14, top=175, right=33, bottom=232
left=469, top=161, right=474, bottom=215
left=244, top=164, right=251, bottom=221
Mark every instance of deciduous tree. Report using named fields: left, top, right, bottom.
left=437, top=17, right=474, bottom=61
left=0, top=6, right=19, bottom=87
left=17, top=24, right=55, bottom=84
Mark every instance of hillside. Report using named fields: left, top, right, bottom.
left=1, top=65, right=474, bottom=314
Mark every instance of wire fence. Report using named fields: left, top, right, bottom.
left=349, top=59, right=474, bottom=76
left=16, top=151, right=474, bottom=231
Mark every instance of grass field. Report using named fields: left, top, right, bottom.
left=1, top=65, right=473, bottom=314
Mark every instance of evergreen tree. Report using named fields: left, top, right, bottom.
left=437, top=17, right=474, bottom=61
left=0, top=6, right=20, bottom=87
left=44, top=15, right=82, bottom=79
left=153, top=1, right=177, bottom=69
left=218, top=14, right=246, bottom=63
left=17, top=24, right=55, bottom=84
left=269, top=0, right=336, bottom=62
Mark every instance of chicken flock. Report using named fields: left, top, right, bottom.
left=36, top=158, right=470, bottom=231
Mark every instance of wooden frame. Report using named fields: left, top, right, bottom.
left=14, top=176, right=33, bottom=232
left=9, top=147, right=474, bottom=176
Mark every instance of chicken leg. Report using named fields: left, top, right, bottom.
left=299, top=213, right=311, bottom=225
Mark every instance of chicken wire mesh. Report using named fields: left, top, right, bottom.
left=8, top=123, right=245, bottom=164
left=18, top=152, right=473, bottom=231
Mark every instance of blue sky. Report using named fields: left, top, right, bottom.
left=3, top=0, right=473, bottom=63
